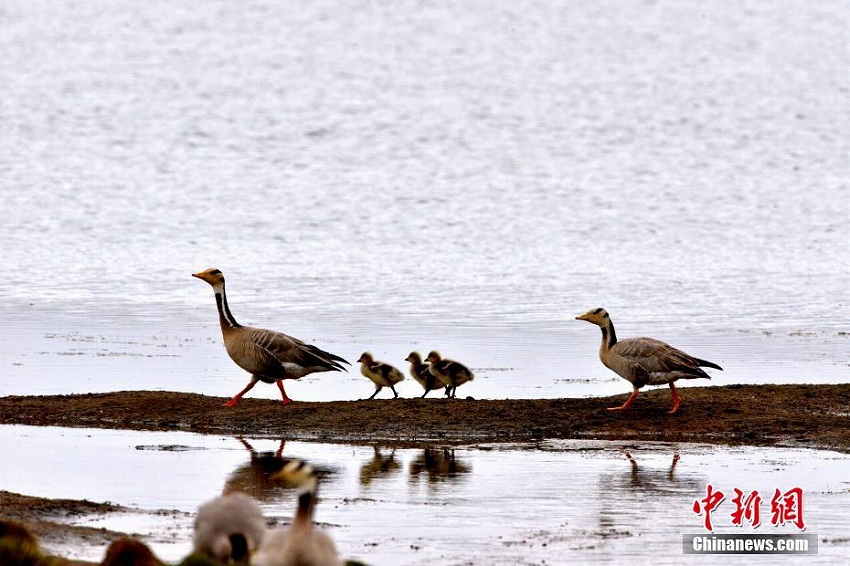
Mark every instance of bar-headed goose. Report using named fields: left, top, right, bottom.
left=357, top=352, right=405, bottom=400
left=425, top=351, right=474, bottom=398
left=193, top=269, right=349, bottom=406
left=576, top=308, right=722, bottom=414
left=254, top=460, right=342, bottom=566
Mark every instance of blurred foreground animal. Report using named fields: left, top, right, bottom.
left=356, top=352, right=405, bottom=399
left=0, top=519, right=48, bottom=566
left=193, top=492, right=266, bottom=564
left=101, top=538, right=162, bottom=566
left=253, top=460, right=341, bottom=566
left=193, top=268, right=349, bottom=406
left=576, top=308, right=722, bottom=414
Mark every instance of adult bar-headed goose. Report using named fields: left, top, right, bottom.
left=404, top=351, right=447, bottom=398
left=357, top=352, right=405, bottom=400
left=254, top=460, right=342, bottom=566
left=193, top=269, right=349, bottom=406
left=576, top=308, right=722, bottom=414
left=425, top=351, right=474, bottom=398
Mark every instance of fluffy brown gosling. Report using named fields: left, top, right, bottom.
left=357, top=352, right=405, bottom=400
left=425, top=351, right=474, bottom=398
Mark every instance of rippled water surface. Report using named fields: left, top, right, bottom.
left=2, top=2, right=848, bottom=399
left=2, top=426, right=849, bottom=564
left=2, top=3, right=849, bottom=564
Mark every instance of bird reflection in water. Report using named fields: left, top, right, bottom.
left=223, top=437, right=335, bottom=500
left=623, top=449, right=680, bottom=485
left=359, top=446, right=402, bottom=486
left=409, top=448, right=471, bottom=484
left=608, top=448, right=701, bottom=494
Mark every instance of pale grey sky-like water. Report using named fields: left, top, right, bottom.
left=1, top=4, right=849, bottom=563
left=1, top=1, right=848, bottom=401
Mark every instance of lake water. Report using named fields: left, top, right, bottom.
left=2, top=425, right=849, bottom=564
left=1, top=1, right=848, bottom=403
left=1, top=3, right=849, bottom=564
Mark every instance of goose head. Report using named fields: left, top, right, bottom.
left=425, top=351, right=442, bottom=364
left=576, top=307, right=610, bottom=326
left=357, top=352, right=374, bottom=365
left=193, top=268, right=225, bottom=289
left=270, top=459, right=318, bottom=493
left=405, top=351, right=422, bottom=364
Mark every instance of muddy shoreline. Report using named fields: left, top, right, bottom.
left=2, top=384, right=849, bottom=451
left=2, top=384, right=850, bottom=563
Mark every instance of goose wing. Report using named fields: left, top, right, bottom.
left=245, top=327, right=348, bottom=371
left=613, top=337, right=711, bottom=377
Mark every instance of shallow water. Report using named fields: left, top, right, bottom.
left=1, top=425, right=849, bottom=564
left=1, top=0, right=849, bottom=404
left=1, top=301, right=847, bottom=403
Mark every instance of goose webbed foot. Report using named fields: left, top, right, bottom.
left=607, top=389, right=639, bottom=411
left=667, top=382, right=681, bottom=414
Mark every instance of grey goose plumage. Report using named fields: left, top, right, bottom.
left=576, top=307, right=722, bottom=414
left=193, top=268, right=349, bottom=406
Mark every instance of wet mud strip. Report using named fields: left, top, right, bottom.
left=1, top=384, right=849, bottom=451
left=0, top=491, right=137, bottom=565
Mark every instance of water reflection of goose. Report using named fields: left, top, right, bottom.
left=604, top=449, right=701, bottom=494
left=595, top=449, right=704, bottom=542
left=359, top=446, right=402, bottom=485
left=409, top=449, right=471, bottom=483
left=222, top=437, right=288, bottom=499
left=223, top=438, right=335, bottom=500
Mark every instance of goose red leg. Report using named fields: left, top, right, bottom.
left=607, top=388, right=639, bottom=411
left=224, top=377, right=259, bottom=407
left=668, top=382, right=681, bottom=414
left=276, top=380, right=293, bottom=405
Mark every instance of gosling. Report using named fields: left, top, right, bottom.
left=405, top=351, right=447, bottom=398
left=357, top=352, right=405, bottom=400
left=425, top=351, right=474, bottom=398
